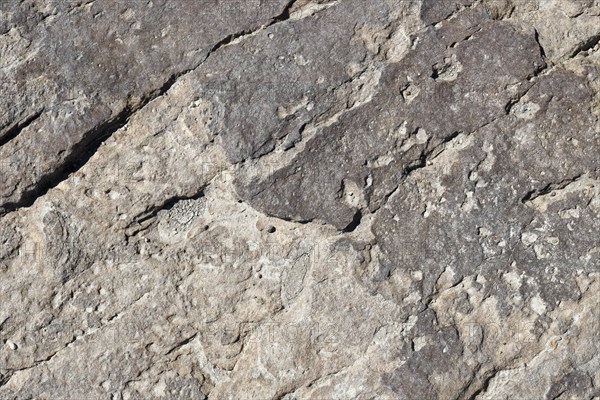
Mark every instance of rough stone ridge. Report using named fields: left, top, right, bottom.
left=0, top=0, right=599, bottom=399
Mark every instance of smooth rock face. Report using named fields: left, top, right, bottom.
left=0, top=1, right=599, bottom=399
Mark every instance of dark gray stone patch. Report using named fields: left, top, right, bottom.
left=236, top=6, right=545, bottom=230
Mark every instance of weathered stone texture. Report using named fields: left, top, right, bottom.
left=1, top=1, right=599, bottom=399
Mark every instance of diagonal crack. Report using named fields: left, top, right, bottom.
left=371, top=104, right=517, bottom=216
left=402, top=89, right=528, bottom=181
left=164, top=333, right=198, bottom=355
left=0, top=109, right=44, bottom=148
left=2, top=104, right=135, bottom=215
left=0, top=66, right=197, bottom=215
left=0, top=373, right=10, bottom=388
left=1, top=0, right=306, bottom=217
left=533, top=28, right=548, bottom=62
left=1, top=335, right=78, bottom=379
left=521, top=174, right=583, bottom=203
left=569, top=32, right=600, bottom=58
left=402, top=130, right=463, bottom=177
left=125, top=190, right=205, bottom=238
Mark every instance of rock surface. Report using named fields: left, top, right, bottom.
left=1, top=0, right=599, bottom=399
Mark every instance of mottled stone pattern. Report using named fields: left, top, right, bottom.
left=0, top=0, right=598, bottom=399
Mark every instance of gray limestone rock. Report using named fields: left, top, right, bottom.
left=0, top=1, right=599, bottom=399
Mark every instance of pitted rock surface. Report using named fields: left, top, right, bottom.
left=1, top=1, right=599, bottom=399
